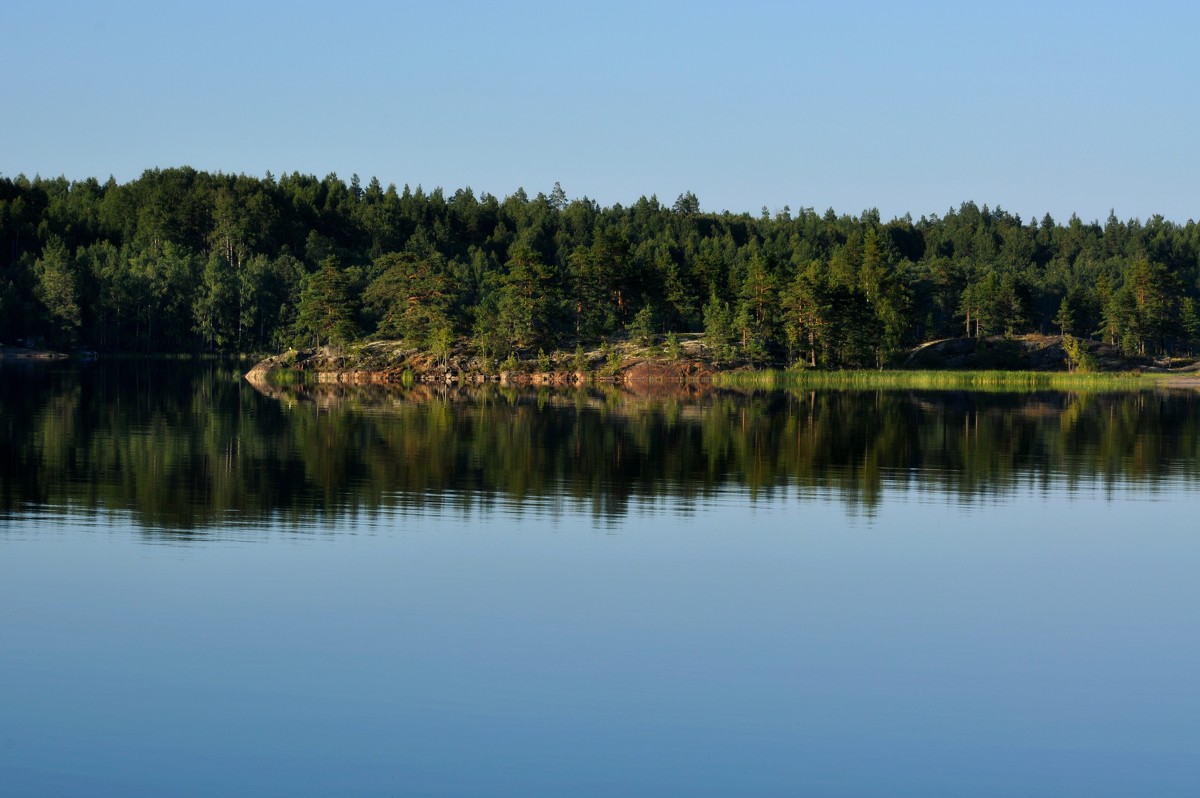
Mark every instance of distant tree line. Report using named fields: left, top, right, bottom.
left=2, top=168, right=1199, bottom=365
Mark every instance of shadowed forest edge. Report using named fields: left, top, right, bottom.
left=3, top=168, right=1200, bottom=377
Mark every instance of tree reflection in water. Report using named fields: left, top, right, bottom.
left=2, top=362, right=1198, bottom=534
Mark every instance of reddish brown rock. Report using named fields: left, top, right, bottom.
left=621, top=360, right=713, bottom=384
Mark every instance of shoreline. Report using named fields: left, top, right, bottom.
left=0, top=346, right=69, bottom=361
left=244, top=335, right=1200, bottom=394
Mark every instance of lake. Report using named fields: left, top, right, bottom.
left=3, top=362, right=1199, bottom=796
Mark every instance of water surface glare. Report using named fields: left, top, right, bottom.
left=2, top=363, right=1199, bottom=796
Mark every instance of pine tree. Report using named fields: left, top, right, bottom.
left=34, top=238, right=81, bottom=347
left=296, top=258, right=357, bottom=347
left=703, top=291, right=736, bottom=362
left=628, top=299, right=655, bottom=346
left=1053, top=296, right=1075, bottom=336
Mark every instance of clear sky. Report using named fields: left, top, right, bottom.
left=4, top=0, right=1198, bottom=223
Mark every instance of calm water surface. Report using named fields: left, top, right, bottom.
left=2, top=363, right=1199, bottom=796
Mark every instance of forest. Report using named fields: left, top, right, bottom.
left=2, top=167, right=1199, bottom=367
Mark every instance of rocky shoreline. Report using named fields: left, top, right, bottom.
left=244, top=334, right=1200, bottom=389
left=244, top=339, right=716, bottom=389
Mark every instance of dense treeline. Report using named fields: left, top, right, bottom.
left=2, top=168, right=1199, bottom=365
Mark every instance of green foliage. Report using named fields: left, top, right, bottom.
left=629, top=300, right=655, bottom=346
left=496, top=243, right=560, bottom=351
left=1053, top=296, right=1075, bottom=335
left=1061, top=335, right=1098, bottom=373
left=1180, top=298, right=1200, bottom=355
left=713, top=368, right=1148, bottom=391
left=428, top=325, right=454, bottom=367
left=194, top=251, right=238, bottom=350
left=537, top=348, right=550, bottom=372
left=1, top=170, right=1199, bottom=367
left=603, top=346, right=624, bottom=376
left=661, top=260, right=696, bottom=331
left=703, top=292, right=736, bottom=362
left=664, top=332, right=681, bottom=361
left=781, top=267, right=829, bottom=368
left=34, top=238, right=81, bottom=347
left=733, top=245, right=777, bottom=364
left=363, top=252, right=454, bottom=344
left=571, top=227, right=634, bottom=341
left=296, top=258, right=357, bottom=347
left=572, top=345, right=589, bottom=373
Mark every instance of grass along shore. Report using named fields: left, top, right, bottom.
left=711, top=368, right=1179, bottom=391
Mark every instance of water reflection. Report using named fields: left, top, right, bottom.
left=2, top=362, right=1199, bottom=533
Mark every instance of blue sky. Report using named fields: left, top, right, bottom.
left=4, top=0, right=1198, bottom=222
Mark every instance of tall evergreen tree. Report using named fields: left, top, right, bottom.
left=297, top=258, right=357, bottom=347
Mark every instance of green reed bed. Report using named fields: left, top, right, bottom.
left=713, top=368, right=1161, bottom=392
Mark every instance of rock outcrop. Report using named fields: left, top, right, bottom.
left=244, top=340, right=718, bottom=388
left=902, top=335, right=1152, bottom=371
